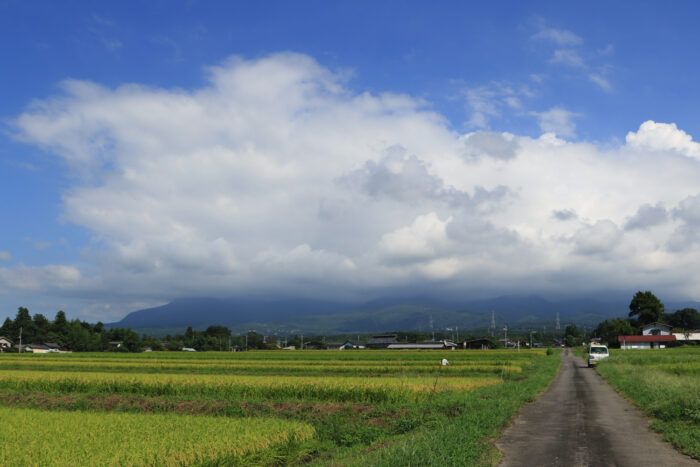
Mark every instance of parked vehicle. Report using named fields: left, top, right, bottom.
left=588, top=344, right=609, bottom=367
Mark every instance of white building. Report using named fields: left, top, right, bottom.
left=0, top=336, right=12, bottom=351
left=673, top=330, right=700, bottom=342
left=641, top=322, right=672, bottom=336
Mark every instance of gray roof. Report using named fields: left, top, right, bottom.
left=368, top=334, right=399, bottom=345
left=387, top=343, right=445, bottom=349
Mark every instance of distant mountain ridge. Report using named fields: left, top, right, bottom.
left=105, top=294, right=700, bottom=336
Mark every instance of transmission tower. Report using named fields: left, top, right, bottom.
left=555, top=312, right=561, bottom=331
left=490, top=311, right=496, bottom=336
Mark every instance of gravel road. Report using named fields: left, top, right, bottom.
left=496, top=349, right=698, bottom=466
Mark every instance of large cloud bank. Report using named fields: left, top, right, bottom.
left=10, top=53, right=700, bottom=310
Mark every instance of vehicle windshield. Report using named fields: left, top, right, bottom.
left=590, top=347, right=608, bottom=355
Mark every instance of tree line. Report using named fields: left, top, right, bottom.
left=0, top=307, right=142, bottom=352
left=0, top=307, right=284, bottom=352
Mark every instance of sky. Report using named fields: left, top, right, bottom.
left=3, top=1, right=700, bottom=322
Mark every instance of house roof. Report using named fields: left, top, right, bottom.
left=0, top=336, right=13, bottom=342
left=642, top=322, right=672, bottom=329
left=618, top=335, right=676, bottom=343
left=28, top=344, right=50, bottom=350
left=387, top=343, right=446, bottom=349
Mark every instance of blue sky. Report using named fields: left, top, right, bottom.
left=3, top=1, right=700, bottom=322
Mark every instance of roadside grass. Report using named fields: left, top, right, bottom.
left=596, top=348, right=700, bottom=460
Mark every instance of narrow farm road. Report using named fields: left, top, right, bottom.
left=496, top=349, right=698, bottom=466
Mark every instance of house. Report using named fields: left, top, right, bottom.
left=387, top=340, right=459, bottom=350
left=618, top=334, right=675, bottom=349
left=44, top=342, right=60, bottom=352
left=108, top=341, right=123, bottom=350
left=327, top=340, right=366, bottom=350
left=27, top=344, right=51, bottom=354
left=0, top=336, right=12, bottom=351
left=642, top=322, right=672, bottom=336
left=343, top=340, right=366, bottom=350
left=367, top=334, right=399, bottom=349
left=619, top=322, right=676, bottom=349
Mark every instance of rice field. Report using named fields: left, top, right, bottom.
left=0, top=349, right=559, bottom=465
left=0, top=407, right=315, bottom=467
left=595, top=347, right=700, bottom=459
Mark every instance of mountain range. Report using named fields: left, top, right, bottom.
left=106, top=294, right=700, bottom=336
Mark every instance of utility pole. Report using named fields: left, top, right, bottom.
left=530, top=331, right=535, bottom=349
left=301, top=334, right=304, bottom=350
left=245, top=333, right=248, bottom=351
left=19, top=327, right=22, bottom=354
left=503, top=326, right=508, bottom=348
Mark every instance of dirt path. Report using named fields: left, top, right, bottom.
left=495, top=349, right=698, bottom=466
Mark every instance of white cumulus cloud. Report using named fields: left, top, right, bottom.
left=626, top=121, right=700, bottom=159
left=11, top=53, right=700, bottom=315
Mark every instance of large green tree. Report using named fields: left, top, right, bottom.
left=628, top=291, right=664, bottom=325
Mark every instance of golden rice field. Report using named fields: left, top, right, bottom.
left=0, top=349, right=557, bottom=465
left=0, top=407, right=315, bottom=467
left=0, top=370, right=502, bottom=402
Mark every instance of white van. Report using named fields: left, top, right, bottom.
left=587, top=344, right=609, bottom=367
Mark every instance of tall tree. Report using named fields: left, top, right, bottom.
left=628, top=291, right=664, bottom=326
left=14, top=307, right=36, bottom=343
left=52, top=310, right=68, bottom=335
left=0, top=317, right=14, bottom=337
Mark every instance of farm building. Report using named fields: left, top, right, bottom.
left=387, top=340, right=458, bottom=350
left=618, top=335, right=675, bottom=349
left=367, top=334, right=399, bottom=349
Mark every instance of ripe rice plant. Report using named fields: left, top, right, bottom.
left=0, top=407, right=314, bottom=466
left=0, top=358, right=523, bottom=376
left=0, top=348, right=556, bottom=465
left=0, top=370, right=502, bottom=403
